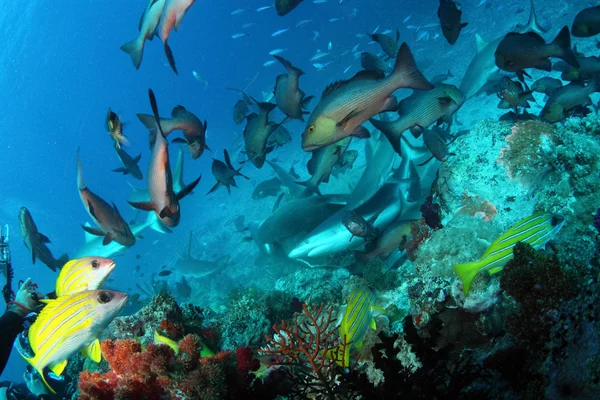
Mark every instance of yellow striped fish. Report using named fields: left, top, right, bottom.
left=454, top=213, right=565, bottom=296
left=154, top=330, right=179, bottom=354
left=55, top=257, right=116, bottom=297
left=20, top=290, right=128, bottom=394
left=334, top=287, right=384, bottom=367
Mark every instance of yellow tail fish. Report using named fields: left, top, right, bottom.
left=19, top=290, right=128, bottom=393
left=55, top=257, right=115, bottom=297
left=454, top=213, right=565, bottom=296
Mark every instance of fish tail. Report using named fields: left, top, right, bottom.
left=120, top=38, right=144, bottom=70
left=273, top=55, right=304, bottom=76
left=164, top=42, right=178, bottom=75
left=51, top=254, right=69, bottom=271
left=454, top=260, right=484, bottom=296
left=76, top=148, right=86, bottom=191
left=390, top=43, right=433, bottom=91
left=552, top=26, right=579, bottom=69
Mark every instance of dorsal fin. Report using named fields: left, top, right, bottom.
left=475, top=34, right=487, bottom=53
left=321, top=70, right=384, bottom=99
left=83, top=222, right=96, bottom=243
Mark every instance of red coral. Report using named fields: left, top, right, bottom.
left=236, top=347, right=260, bottom=376
left=405, top=219, right=431, bottom=261
left=260, top=304, right=342, bottom=398
left=79, top=337, right=257, bottom=399
left=160, top=319, right=183, bottom=340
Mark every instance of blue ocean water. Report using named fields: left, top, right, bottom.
left=0, top=0, right=597, bottom=393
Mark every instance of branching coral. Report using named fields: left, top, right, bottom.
left=78, top=336, right=260, bottom=400
left=260, top=304, right=351, bottom=399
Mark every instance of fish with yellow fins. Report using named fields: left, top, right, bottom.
left=55, top=257, right=116, bottom=297
left=330, top=287, right=384, bottom=367
left=454, top=213, right=565, bottom=296
left=106, top=109, right=130, bottom=149
left=19, top=290, right=128, bottom=393
left=302, top=43, right=432, bottom=152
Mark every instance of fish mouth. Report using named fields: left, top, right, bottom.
left=107, top=261, right=117, bottom=274
left=302, top=144, right=321, bottom=152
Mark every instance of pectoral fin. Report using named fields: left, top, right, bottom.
left=82, top=339, right=102, bottom=363
left=50, top=359, right=68, bottom=376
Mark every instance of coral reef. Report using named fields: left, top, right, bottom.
left=260, top=304, right=352, bottom=399
left=78, top=337, right=263, bottom=400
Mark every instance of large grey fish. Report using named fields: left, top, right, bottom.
left=370, top=31, right=400, bottom=59
left=438, top=0, right=468, bottom=45
left=302, top=43, right=432, bottom=151
left=208, top=149, right=249, bottom=194
left=253, top=195, right=348, bottom=254
left=265, top=160, right=306, bottom=199
left=137, top=105, right=209, bottom=159
left=541, top=76, right=600, bottom=123
left=129, top=90, right=201, bottom=227
left=276, top=0, right=304, bottom=16
left=252, top=178, right=283, bottom=200
left=242, top=100, right=278, bottom=168
left=495, top=27, right=579, bottom=81
left=112, top=144, right=143, bottom=180
left=515, top=0, right=548, bottom=35
left=299, top=137, right=351, bottom=196
left=120, top=0, right=166, bottom=69
left=370, top=84, right=465, bottom=155
left=360, top=52, right=391, bottom=76
left=157, top=0, right=196, bottom=74
left=344, top=116, right=395, bottom=210
left=77, top=151, right=136, bottom=247
left=175, top=232, right=227, bottom=278
left=273, top=55, right=313, bottom=122
left=19, top=207, right=68, bottom=272
left=572, top=6, right=600, bottom=37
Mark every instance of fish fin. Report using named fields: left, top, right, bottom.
left=475, top=34, right=488, bottom=53
left=381, top=96, right=398, bottom=112
left=390, top=43, right=433, bottom=91
left=301, top=95, right=314, bottom=109
left=53, top=254, right=69, bottom=271
left=136, top=113, right=157, bottom=130
left=102, top=233, right=114, bottom=246
left=223, top=149, right=234, bottom=170
left=133, top=154, right=142, bottom=163
left=120, top=39, right=143, bottom=70
left=76, top=148, right=86, bottom=191
left=50, top=359, right=68, bottom=377
left=289, top=165, right=300, bottom=180
left=454, top=260, right=483, bottom=296
left=460, top=22, right=468, bottom=28
left=159, top=207, right=174, bottom=219
left=82, top=225, right=105, bottom=237
left=38, top=233, right=51, bottom=244
left=488, top=266, right=504, bottom=275
left=112, top=167, right=127, bottom=173
left=172, top=137, right=188, bottom=144
left=87, top=200, right=97, bottom=219
left=552, top=26, right=579, bottom=69
left=272, top=193, right=285, bottom=213
left=336, top=109, right=361, bottom=128
left=207, top=182, right=221, bottom=194
left=147, top=213, right=173, bottom=234
left=226, top=185, right=231, bottom=195
left=371, top=306, right=386, bottom=315
left=273, top=55, right=304, bottom=76
left=82, top=340, right=102, bottom=363
left=438, top=96, right=453, bottom=108
left=370, top=318, right=377, bottom=330
left=127, top=201, right=156, bottom=212
left=31, top=250, right=36, bottom=264
left=164, top=42, right=178, bottom=75
left=177, top=175, right=202, bottom=201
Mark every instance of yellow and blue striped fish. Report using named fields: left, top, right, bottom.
left=334, top=287, right=384, bottom=367
left=454, top=213, right=565, bottom=296
left=20, top=290, right=128, bottom=394
left=55, top=257, right=116, bottom=297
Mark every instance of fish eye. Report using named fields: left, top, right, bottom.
left=307, top=125, right=315, bottom=134
left=91, top=260, right=99, bottom=269
left=97, top=291, right=112, bottom=304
